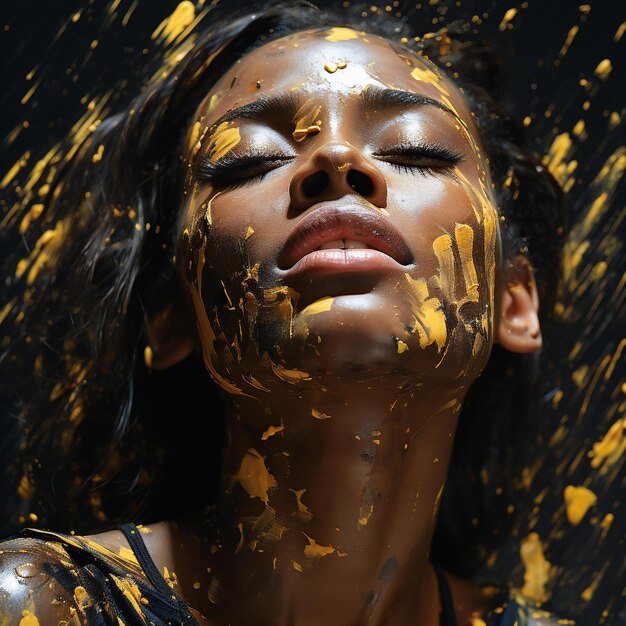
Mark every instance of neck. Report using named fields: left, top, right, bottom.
left=194, top=377, right=466, bottom=626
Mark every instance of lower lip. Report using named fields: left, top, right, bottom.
left=283, top=249, right=406, bottom=277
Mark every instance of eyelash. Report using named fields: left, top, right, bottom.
left=195, top=142, right=464, bottom=188
left=373, top=142, right=465, bottom=176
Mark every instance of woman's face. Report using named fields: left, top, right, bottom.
left=176, top=27, right=501, bottom=396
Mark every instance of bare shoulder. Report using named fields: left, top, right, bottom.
left=0, top=535, right=81, bottom=626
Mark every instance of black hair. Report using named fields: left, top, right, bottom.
left=0, top=0, right=565, bottom=580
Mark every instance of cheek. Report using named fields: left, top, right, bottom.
left=391, top=171, right=499, bottom=380
left=177, top=188, right=300, bottom=396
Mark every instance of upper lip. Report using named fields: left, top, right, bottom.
left=278, top=203, right=414, bottom=270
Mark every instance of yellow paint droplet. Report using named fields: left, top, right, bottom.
left=520, top=533, right=551, bottom=604
left=144, top=345, right=153, bottom=368
left=563, top=485, right=597, bottom=525
left=292, top=560, right=303, bottom=572
left=396, top=340, right=409, bottom=353
left=311, top=408, right=331, bottom=420
left=192, top=581, right=201, bottom=590
left=594, top=58, right=612, bottom=80
left=244, top=225, right=255, bottom=240
left=499, top=7, right=518, bottom=31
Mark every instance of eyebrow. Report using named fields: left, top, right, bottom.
left=206, top=85, right=458, bottom=133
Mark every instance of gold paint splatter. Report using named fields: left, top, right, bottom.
left=19, top=611, right=39, bottom=626
left=152, top=1, right=195, bottom=46
left=558, top=26, right=579, bottom=57
left=233, top=448, right=277, bottom=503
left=261, top=424, right=284, bottom=440
left=208, top=122, right=241, bottom=162
left=588, top=417, right=626, bottom=470
left=143, top=346, right=153, bottom=368
left=563, top=485, right=598, bottom=525
left=290, top=488, right=313, bottom=521
left=404, top=274, right=447, bottom=351
left=292, top=560, right=303, bottom=572
left=303, top=532, right=335, bottom=558
left=300, top=296, right=333, bottom=316
left=270, top=362, right=312, bottom=384
left=499, top=8, right=518, bottom=31
left=410, top=65, right=441, bottom=85
left=519, top=533, right=551, bottom=604
left=396, top=340, right=409, bottom=353
left=310, top=408, right=331, bottom=420
left=432, top=233, right=455, bottom=301
left=292, top=100, right=322, bottom=142
left=593, top=59, right=612, bottom=80
left=325, top=27, right=359, bottom=42
left=91, top=144, right=105, bottom=163
left=244, top=225, right=255, bottom=240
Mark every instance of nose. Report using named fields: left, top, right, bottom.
left=289, top=142, right=388, bottom=211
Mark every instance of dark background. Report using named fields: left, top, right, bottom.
left=1, top=1, right=625, bottom=624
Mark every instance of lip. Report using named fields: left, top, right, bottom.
left=278, top=204, right=413, bottom=276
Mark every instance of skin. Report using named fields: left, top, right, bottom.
left=0, top=27, right=549, bottom=626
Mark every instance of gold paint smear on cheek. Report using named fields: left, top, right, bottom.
left=233, top=448, right=277, bottom=503
left=300, top=296, right=333, bottom=316
left=292, top=100, right=322, bottom=142
left=563, top=485, right=597, bottom=525
left=519, top=533, right=552, bottom=604
left=209, top=122, right=241, bottom=162
left=454, top=223, right=479, bottom=302
left=152, top=1, right=195, bottom=46
left=432, top=234, right=455, bottom=301
left=325, top=27, right=360, bottom=42
left=404, top=274, right=447, bottom=351
left=303, top=532, right=335, bottom=558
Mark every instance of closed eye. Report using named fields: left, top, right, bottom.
left=196, top=153, right=294, bottom=188
left=373, top=142, right=464, bottom=176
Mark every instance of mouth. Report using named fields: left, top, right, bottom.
left=278, top=204, right=413, bottom=277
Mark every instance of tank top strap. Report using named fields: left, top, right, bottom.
left=432, top=561, right=458, bottom=626
left=116, top=522, right=174, bottom=598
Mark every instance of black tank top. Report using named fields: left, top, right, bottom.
left=4, top=524, right=551, bottom=626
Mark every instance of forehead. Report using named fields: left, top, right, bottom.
left=200, top=27, right=476, bottom=132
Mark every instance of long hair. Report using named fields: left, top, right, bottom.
left=0, top=1, right=565, bottom=578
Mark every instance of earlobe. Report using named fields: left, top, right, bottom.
left=495, top=254, right=543, bottom=353
left=144, top=301, right=196, bottom=370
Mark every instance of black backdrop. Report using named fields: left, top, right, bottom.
left=1, top=1, right=624, bottom=624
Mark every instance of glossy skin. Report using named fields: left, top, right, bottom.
left=0, top=28, right=547, bottom=626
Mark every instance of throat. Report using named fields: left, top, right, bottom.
left=191, top=381, right=464, bottom=626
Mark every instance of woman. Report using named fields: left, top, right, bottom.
left=0, top=2, right=566, bottom=625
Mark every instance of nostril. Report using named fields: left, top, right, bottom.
left=302, top=171, right=329, bottom=198
left=347, top=170, right=374, bottom=197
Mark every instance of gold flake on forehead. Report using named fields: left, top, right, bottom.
left=323, top=60, right=348, bottom=74
left=324, top=27, right=360, bottom=42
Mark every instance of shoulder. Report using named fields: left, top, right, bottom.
left=0, top=534, right=82, bottom=626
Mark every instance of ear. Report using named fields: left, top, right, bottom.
left=494, top=254, right=542, bottom=353
left=144, top=301, right=196, bottom=370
